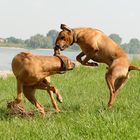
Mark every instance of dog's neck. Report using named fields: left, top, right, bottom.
left=70, top=30, right=77, bottom=45
left=72, top=28, right=86, bottom=44
left=55, top=55, right=67, bottom=73
left=41, top=56, right=67, bottom=74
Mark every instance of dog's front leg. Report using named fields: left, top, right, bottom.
left=76, top=52, right=85, bottom=63
left=43, top=77, right=62, bottom=103
left=76, top=52, right=98, bottom=66
left=47, top=89, right=61, bottom=112
left=23, top=86, right=45, bottom=117
left=41, top=78, right=61, bottom=112
left=15, top=79, right=23, bottom=104
left=83, top=55, right=98, bottom=66
left=50, top=86, right=63, bottom=103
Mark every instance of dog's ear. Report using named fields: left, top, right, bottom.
left=60, top=24, right=72, bottom=32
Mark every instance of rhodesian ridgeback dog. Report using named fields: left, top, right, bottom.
left=11, top=52, right=75, bottom=116
left=54, top=24, right=140, bottom=108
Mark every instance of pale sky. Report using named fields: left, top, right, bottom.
left=0, top=0, right=139, bottom=43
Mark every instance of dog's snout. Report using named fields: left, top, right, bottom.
left=55, top=45, right=64, bottom=51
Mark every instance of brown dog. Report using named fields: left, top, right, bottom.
left=54, top=24, right=140, bottom=108
left=11, top=52, right=75, bottom=116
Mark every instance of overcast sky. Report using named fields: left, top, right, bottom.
left=0, top=0, right=139, bottom=43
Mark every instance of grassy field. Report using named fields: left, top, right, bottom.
left=0, top=63, right=140, bottom=140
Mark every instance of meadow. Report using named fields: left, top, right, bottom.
left=0, top=62, right=140, bottom=140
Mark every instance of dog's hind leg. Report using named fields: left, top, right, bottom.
left=105, top=71, right=116, bottom=108
left=23, top=86, right=45, bottom=116
left=107, top=76, right=128, bottom=108
left=105, top=65, right=128, bottom=108
left=114, top=74, right=128, bottom=93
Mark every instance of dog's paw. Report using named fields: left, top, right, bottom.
left=108, top=103, right=112, bottom=109
left=89, top=62, right=98, bottom=66
left=56, top=96, right=63, bottom=103
left=56, top=109, right=61, bottom=113
left=93, top=62, right=98, bottom=66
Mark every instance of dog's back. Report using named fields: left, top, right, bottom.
left=12, top=52, right=75, bottom=86
left=12, top=52, right=33, bottom=77
left=12, top=52, right=46, bottom=85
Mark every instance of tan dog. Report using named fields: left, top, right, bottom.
left=54, top=24, right=140, bottom=108
left=11, top=52, right=75, bottom=116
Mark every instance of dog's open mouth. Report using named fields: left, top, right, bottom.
left=60, top=47, right=65, bottom=51
left=54, top=45, right=67, bottom=51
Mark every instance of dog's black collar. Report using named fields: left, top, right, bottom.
left=56, top=55, right=67, bottom=74
left=70, top=30, right=77, bottom=46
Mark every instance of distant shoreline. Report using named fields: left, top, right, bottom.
left=0, top=46, right=53, bottom=51
left=0, top=46, right=79, bottom=52
left=0, top=46, right=25, bottom=50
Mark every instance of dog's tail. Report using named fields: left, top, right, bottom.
left=129, top=65, right=140, bottom=71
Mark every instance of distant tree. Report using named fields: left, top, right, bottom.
left=46, top=30, right=58, bottom=46
left=109, top=34, right=122, bottom=45
left=25, top=30, right=59, bottom=49
left=121, top=43, right=130, bottom=53
left=121, top=38, right=140, bottom=54
left=9, top=30, right=140, bottom=53
left=128, top=38, right=140, bottom=54
left=25, top=34, right=47, bottom=48
left=46, top=36, right=53, bottom=48
left=7, top=37, right=24, bottom=44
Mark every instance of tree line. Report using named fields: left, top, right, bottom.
left=109, top=34, right=140, bottom=54
left=6, top=30, right=79, bottom=51
left=4, top=30, right=140, bottom=53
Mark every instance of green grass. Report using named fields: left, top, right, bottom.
left=0, top=63, right=140, bottom=140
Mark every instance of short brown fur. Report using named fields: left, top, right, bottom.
left=55, top=24, right=140, bottom=108
left=12, top=52, right=75, bottom=116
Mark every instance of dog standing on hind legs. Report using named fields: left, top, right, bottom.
left=54, top=24, right=140, bottom=108
left=10, top=52, right=75, bottom=117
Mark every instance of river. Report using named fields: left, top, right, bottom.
left=0, top=47, right=139, bottom=71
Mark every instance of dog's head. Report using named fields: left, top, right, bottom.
left=54, top=24, right=75, bottom=55
left=56, top=55, right=75, bottom=72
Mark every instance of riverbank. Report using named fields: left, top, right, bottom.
left=0, top=71, right=13, bottom=79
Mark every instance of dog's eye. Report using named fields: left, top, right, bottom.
left=61, top=36, right=65, bottom=40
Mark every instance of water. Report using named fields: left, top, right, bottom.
left=0, top=47, right=139, bottom=71
left=0, top=47, right=80, bottom=71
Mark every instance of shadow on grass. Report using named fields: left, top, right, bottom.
left=0, top=107, right=12, bottom=120
left=0, top=102, right=112, bottom=121
left=0, top=106, right=62, bottom=121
